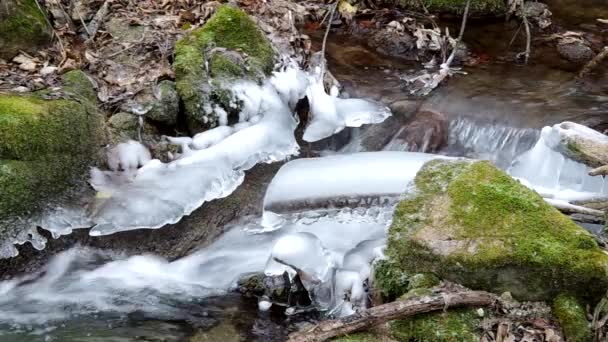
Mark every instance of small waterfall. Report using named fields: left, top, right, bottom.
left=443, top=117, right=540, bottom=169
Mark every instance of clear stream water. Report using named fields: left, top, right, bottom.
left=1, top=10, right=608, bottom=341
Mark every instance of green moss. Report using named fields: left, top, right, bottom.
left=381, top=159, right=608, bottom=301
left=332, top=332, right=380, bottom=342
left=399, top=287, right=433, bottom=300
left=374, top=259, right=410, bottom=300
left=392, top=0, right=506, bottom=15
left=174, top=5, right=275, bottom=132
left=553, top=295, right=592, bottom=342
left=408, top=273, right=440, bottom=290
left=62, top=70, right=97, bottom=103
left=390, top=309, right=481, bottom=342
left=0, top=0, right=52, bottom=59
left=0, top=92, right=103, bottom=220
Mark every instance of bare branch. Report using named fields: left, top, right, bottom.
left=287, top=290, right=497, bottom=342
left=579, top=46, right=608, bottom=78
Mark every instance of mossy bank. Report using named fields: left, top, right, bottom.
left=377, top=159, right=608, bottom=302
left=174, top=5, right=275, bottom=133
left=0, top=71, right=105, bottom=222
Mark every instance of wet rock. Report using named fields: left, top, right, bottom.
left=123, top=81, right=180, bottom=126
left=520, top=2, right=552, bottom=29
left=377, top=159, right=608, bottom=301
left=0, top=71, right=105, bottom=221
left=0, top=0, right=52, bottom=60
left=147, top=81, right=179, bottom=126
left=174, top=6, right=275, bottom=133
left=107, top=112, right=159, bottom=143
left=369, top=27, right=416, bottom=59
left=387, top=110, right=448, bottom=153
left=190, top=321, right=243, bottom=342
left=557, top=40, right=594, bottom=63
left=237, top=271, right=310, bottom=308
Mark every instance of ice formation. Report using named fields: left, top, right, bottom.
left=303, top=68, right=391, bottom=142
left=262, top=152, right=449, bottom=228
left=0, top=208, right=391, bottom=325
left=509, top=124, right=608, bottom=202
left=106, top=140, right=152, bottom=171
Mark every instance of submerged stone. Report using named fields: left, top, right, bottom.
left=174, top=5, right=275, bottom=133
left=0, top=0, right=52, bottom=60
left=378, top=159, right=608, bottom=301
left=0, top=71, right=104, bottom=221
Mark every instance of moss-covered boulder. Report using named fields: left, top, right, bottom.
left=552, top=295, right=593, bottom=342
left=378, top=159, right=608, bottom=302
left=389, top=0, right=506, bottom=16
left=174, top=5, right=275, bottom=133
left=0, top=70, right=104, bottom=221
left=0, top=0, right=52, bottom=60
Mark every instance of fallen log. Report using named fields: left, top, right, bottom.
left=287, top=290, right=497, bottom=342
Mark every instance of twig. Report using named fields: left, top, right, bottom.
left=507, top=22, right=523, bottom=50
left=444, top=0, right=470, bottom=67
left=579, top=46, right=608, bottom=78
left=522, top=12, right=531, bottom=64
left=320, top=2, right=337, bottom=77
left=76, top=6, right=92, bottom=37
left=287, top=290, right=497, bottom=342
left=87, top=0, right=109, bottom=41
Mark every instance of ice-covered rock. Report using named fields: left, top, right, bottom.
left=303, top=69, right=391, bottom=142
left=509, top=124, right=608, bottom=202
left=106, top=140, right=152, bottom=171
left=546, top=121, right=608, bottom=169
left=262, top=152, right=449, bottom=226
left=86, top=69, right=302, bottom=235
left=191, top=126, right=235, bottom=150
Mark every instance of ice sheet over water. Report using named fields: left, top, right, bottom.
left=262, top=152, right=449, bottom=228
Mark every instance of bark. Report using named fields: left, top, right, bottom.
left=287, top=291, right=497, bottom=342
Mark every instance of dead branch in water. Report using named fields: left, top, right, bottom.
left=444, top=0, right=471, bottom=67
left=320, top=2, right=337, bottom=77
left=287, top=290, right=497, bottom=342
left=520, top=10, right=531, bottom=63
left=579, top=46, right=608, bottom=78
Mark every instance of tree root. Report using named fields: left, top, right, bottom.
left=287, top=290, right=497, bottom=342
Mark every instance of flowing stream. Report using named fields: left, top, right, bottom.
left=1, top=24, right=608, bottom=341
